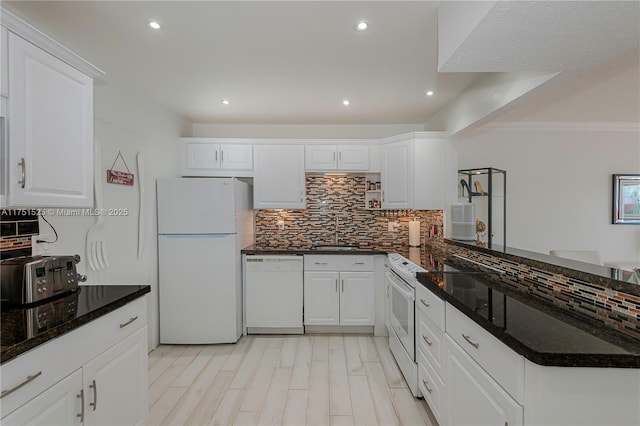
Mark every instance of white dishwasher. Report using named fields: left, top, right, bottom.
left=244, top=255, right=304, bottom=334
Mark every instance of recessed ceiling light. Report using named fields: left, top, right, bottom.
left=148, top=20, right=161, bottom=30
left=342, top=100, right=350, bottom=106
left=426, top=91, right=434, bottom=96
left=355, top=21, right=368, bottom=31
left=221, top=99, right=230, bottom=105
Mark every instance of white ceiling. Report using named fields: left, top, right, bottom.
left=4, top=1, right=639, bottom=127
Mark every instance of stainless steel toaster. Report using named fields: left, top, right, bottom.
left=0, top=255, right=86, bottom=305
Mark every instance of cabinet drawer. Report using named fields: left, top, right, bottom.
left=0, top=296, right=147, bottom=417
left=417, top=348, right=445, bottom=424
left=445, top=303, right=524, bottom=403
left=417, top=311, right=444, bottom=373
left=416, top=283, right=445, bottom=329
left=304, top=255, right=373, bottom=271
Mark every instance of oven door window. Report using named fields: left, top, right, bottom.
left=391, top=287, right=410, bottom=335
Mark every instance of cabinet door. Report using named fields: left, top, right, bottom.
left=83, top=327, right=148, bottom=426
left=186, top=142, right=220, bottom=169
left=304, top=271, right=340, bottom=325
left=220, top=144, right=253, bottom=170
left=381, top=140, right=413, bottom=209
left=445, top=336, right=523, bottom=426
left=254, top=145, right=306, bottom=209
left=1, top=369, right=82, bottom=426
left=8, top=33, right=93, bottom=207
left=305, top=145, right=337, bottom=170
left=339, top=272, right=375, bottom=325
left=1, top=26, right=8, bottom=98
left=337, top=145, right=369, bottom=171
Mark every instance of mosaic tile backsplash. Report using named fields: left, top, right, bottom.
left=255, top=174, right=444, bottom=252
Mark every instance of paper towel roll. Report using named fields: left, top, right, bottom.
left=409, top=220, right=420, bottom=247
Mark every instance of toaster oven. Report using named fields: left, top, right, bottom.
left=0, top=255, right=86, bottom=305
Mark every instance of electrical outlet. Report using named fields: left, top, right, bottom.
left=388, top=221, right=399, bottom=232
left=276, top=220, right=285, bottom=231
left=31, top=235, right=50, bottom=255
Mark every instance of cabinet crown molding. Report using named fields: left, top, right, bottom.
left=1, top=7, right=105, bottom=78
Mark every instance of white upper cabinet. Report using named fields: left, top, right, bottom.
left=1, top=26, right=8, bottom=98
left=253, top=144, right=306, bottom=209
left=181, top=138, right=253, bottom=177
left=381, top=140, right=413, bottom=209
left=7, top=32, right=94, bottom=207
left=305, top=144, right=370, bottom=171
left=2, top=10, right=103, bottom=208
left=381, top=133, right=454, bottom=210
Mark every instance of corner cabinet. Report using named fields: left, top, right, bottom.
left=253, top=144, right=306, bottom=209
left=381, top=133, right=455, bottom=210
left=2, top=11, right=103, bottom=208
left=180, top=138, right=253, bottom=177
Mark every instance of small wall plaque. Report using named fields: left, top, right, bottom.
left=107, top=151, right=134, bottom=186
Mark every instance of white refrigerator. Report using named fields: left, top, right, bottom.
left=156, top=178, right=253, bottom=344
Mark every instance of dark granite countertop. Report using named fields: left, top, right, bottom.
left=1, top=285, right=150, bottom=364
left=416, top=263, right=640, bottom=368
left=242, top=244, right=388, bottom=255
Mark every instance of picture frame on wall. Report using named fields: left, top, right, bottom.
left=613, top=174, right=640, bottom=224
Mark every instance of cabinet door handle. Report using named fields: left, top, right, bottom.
left=119, top=316, right=138, bottom=328
left=0, top=371, right=42, bottom=398
left=352, top=262, right=365, bottom=265
left=221, top=150, right=224, bottom=163
left=338, top=151, right=342, bottom=161
left=422, top=335, right=432, bottom=346
left=333, top=151, right=336, bottom=161
left=89, top=379, right=98, bottom=411
left=18, top=158, right=26, bottom=188
left=314, top=262, right=328, bottom=265
left=420, top=298, right=430, bottom=308
left=341, top=279, right=344, bottom=292
left=77, top=388, right=85, bottom=422
left=462, top=333, right=480, bottom=349
left=335, top=279, right=338, bottom=292
left=215, top=150, right=218, bottom=161
left=422, top=380, right=433, bottom=393
left=300, top=190, right=304, bottom=203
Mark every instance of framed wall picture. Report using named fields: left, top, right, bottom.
left=613, top=174, right=640, bottom=224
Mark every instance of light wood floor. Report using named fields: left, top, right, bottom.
left=148, top=335, right=436, bottom=426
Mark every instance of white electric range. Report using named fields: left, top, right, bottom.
left=385, top=252, right=426, bottom=397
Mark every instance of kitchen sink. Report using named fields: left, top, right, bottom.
left=312, top=245, right=361, bottom=251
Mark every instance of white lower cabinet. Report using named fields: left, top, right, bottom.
left=303, top=255, right=375, bottom=326
left=445, top=334, right=523, bottom=426
left=0, top=297, right=148, bottom=425
left=82, top=327, right=148, bottom=425
left=304, top=271, right=374, bottom=326
left=416, top=283, right=447, bottom=424
left=2, top=369, right=83, bottom=426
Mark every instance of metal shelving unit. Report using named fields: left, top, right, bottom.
left=458, top=167, right=506, bottom=248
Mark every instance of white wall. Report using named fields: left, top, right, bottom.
left=455, top=47, right=640, bottom=264
left=37, top=78, right=189, bottom=350
left=192, top=123, right=424, bottom=139
left=456, top=123, right=639, bottom=263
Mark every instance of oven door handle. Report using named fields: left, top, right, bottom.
left=386, top=270, right=414, bottom=301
